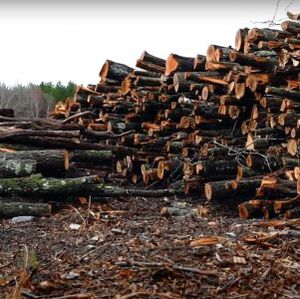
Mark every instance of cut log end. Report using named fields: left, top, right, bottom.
left=64, top=150, right=70, bottom=171
left=165, top=54, right=179, bottom=76
left=204, top=183, right=212, bottom=201
left=99, top=60, right=110, bottom=80
left=238, top=203, right=250, bottom=219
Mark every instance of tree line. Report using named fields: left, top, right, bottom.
left=0, top=81, right=76, bottom=118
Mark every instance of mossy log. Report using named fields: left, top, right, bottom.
left=0, top=150, right=69, bottom=176
left=0, top=174, right=183, bottom=198
left=0, top=202, right=51, bottom=218
left=70, top=150, right=113, bottom=165
left=0, top=159, right=36, bottom=178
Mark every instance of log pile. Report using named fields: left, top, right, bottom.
left=1, top=11, right=300, bottom=219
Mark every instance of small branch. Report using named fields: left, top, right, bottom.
left=62, top=111, right=93, bottom=124
left=83, top=129, right=134, bottom=139
left=115, top=259, right=218, bottom=276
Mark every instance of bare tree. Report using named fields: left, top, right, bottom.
left=0, top=83, right=54, bottom=118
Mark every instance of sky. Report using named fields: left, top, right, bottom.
left=0, top=0, right=299, bottom=86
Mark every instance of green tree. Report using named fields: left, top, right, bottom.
left=40, top=81, right=76, bottom=102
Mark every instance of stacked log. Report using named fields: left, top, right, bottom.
left=1, top=11, right=300, bottom=220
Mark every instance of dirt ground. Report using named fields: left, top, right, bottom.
left=0, top=196, right=299, bottom=299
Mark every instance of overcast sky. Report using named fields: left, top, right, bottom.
left=0, top=0, right=299, bottom=86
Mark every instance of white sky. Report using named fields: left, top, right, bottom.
left=0, top=0, right=299, bottom=86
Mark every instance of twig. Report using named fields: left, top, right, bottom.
left=49, top=294, right=94, bottom=299
left=115, top=292, right=150, bottom=299
left=269, top=0, right=281, bottom=27
left=115, top=259, right=218, bottom=276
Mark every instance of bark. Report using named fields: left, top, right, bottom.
left=165, top=54, right=194, bottom=76
left=205, top=178, right=261, bottom=201
left=281, top=20, right=300, bottom=34
left=265, top=85, right=300, bottom=100
left=136, top=59, right=165, bottom=74
left=230, top=51, right=277, bottom=69
left=196, top=159, right=238, bottom=179
left=0, top=202, right=51, bottom=218
left=139, top=51, right=166, bottom=68
left=70, top=150, right=113, bottom=165
left=285, top=206, right=300, bottom=218
left=274, top=196, right=300, bottom=214
left=238, top=199, right=274, bottom=219
left=193, top=54, right=206, bottom=71
left=99, top=60, right=133, bottom=82
left=0, top=159, right=36, bottom=178
left=0, top=109, right=14, bottom=117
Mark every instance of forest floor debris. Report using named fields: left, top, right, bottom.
left=0, top=197, right=299, bottom=298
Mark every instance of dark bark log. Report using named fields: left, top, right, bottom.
left=274, top=196, right=300, bottom=214
left=198, top=159, right=238, bottom=178
left=206, top=45, right=233, bottom=62
left=0, top=202, right=51, bottom=218
left=99, top=60, right=133, bottom=82
left=238, top=199, right=274, bottom=219
left=193, top=54, right=206, bottom=71
left=0, top=136, right=138, bottom=155
left=95, top=84, right=120, bottom=93
left=136, top=59, right=165, bottom=74
left=281, top=20, right=300, bottom=34
left=205, top=178, right=261, bottom=201
left=173, top=72, right=196, bottom=92
left=0, top=109, right=14, bottom=117
left=265, top=85, right=300, bottom=100
left=285, top=206, right=300, bottom=218
left=139, top=51, right=166, bottom=68
left=257, top=177, right=297, bottom=199
left=135, top=76, right=161, bottom=87
left=230, top=51, right=277, bottom=69
left=247, top=28, right=286, bottom=43
left=246, top=153, right=282, bottom=172
left=165, top=54, right=194, bottom=76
